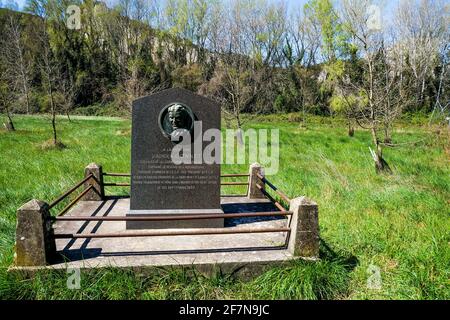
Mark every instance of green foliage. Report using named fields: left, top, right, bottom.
left=304, top=0, right=351, bottom=61
left=329, top=94, right=354, bottom=113
left=171, top=63, right=204, bottom=91
left=70, top=103, right=129, bottom=118
left=273, top=94, right=287, bottom=112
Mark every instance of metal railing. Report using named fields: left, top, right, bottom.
left=48, top=173, right=96, bottom=216
left=256, top=172, right=291, bottom=203
left=48, top=168, right=293, bottom=241
left=101, top=172, right=251, bottom=196
left=52, top=211, right=292, bottom=221
left=54, top=227, right=291, bottom=239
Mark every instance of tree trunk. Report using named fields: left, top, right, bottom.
left=419, top=77, right=426, bottom=108
left=348, top=122, right=354, bottom=137
left=4, top=107, right=15, bottom=131
left=49, top=87, right=57, bottom=145
left=235, top=108, right=244, bottom=146
left=25, top=90, right=30, bottom=114
left=370, top=128, right=391, bottom=174
left=302, top=103, right=307, bottom=128
left=383, top=126, right=391, bottom=144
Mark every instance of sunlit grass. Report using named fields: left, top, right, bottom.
left=0, top=114, right=448, bottom=299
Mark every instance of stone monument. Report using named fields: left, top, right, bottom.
left=127, top=88, right=223, bottom=229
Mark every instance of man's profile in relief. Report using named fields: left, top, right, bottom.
left=158, top=103, right=194, bottom=142
left=168, top=104, right=190, bottom=131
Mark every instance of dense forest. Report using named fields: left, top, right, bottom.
left=0, top=0, right=448, bottom=169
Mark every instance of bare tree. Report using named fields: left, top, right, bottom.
left=199, top=0, right=251, bottom=130
left=283, top=7, right=322, bottom=123
left=199, top=0, right=292, bottom=137
left=429, top=43, right=450, bottom=125
left=59, top=74, right=76, bottom=121
left=38, top=21, right=63, bottom=147
left=395, top=0, right=449, bottom=112
left=0, top=69, right=15, bottom=131
left=1, top=15, right=33, bottom=114
left=339, top=0, right=407, bottom=172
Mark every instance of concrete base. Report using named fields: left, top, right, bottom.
left=126, top=209, right=224, bottom=229
left=9, top=197, right=312, bottom=279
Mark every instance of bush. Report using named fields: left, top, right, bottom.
left=287, top=112, right=303, bottom=123
left=71, top=103, right=130, bottom=118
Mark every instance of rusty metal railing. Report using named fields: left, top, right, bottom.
left=101, top=172, right=251, bottom=196
left=256, top=172, right=291, bottom=203
left=48, top=173, right=94, bottom=209
left=221, top=173, right=249, bottom=177
left=54, top=227, right=291, bottom=239
left=56, top=186, right=94, bottom=216
left=102, top=173, right=250, bottom=178
left=256, top=183, right=288, bottom=212
left=103, top=173, right=130, bottom=177
left=48, top=169, right=293, bottom=241
left=102, top=172, right=131, bottom=188
left=51, top=211, right=292, bottom=221
left=220, top=173, right=249, bottom=196
left=48, top=174, right=97, bottom=216
left=103, top=182, right=131, bottom=187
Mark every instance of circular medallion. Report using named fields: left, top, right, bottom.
left=158, top=102, right=195, bottom=141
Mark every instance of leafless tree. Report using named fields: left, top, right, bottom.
left=199, top=1, right=251, bottom=130
left=205, top=1, right=288, bottom=125
left=1, top=15, right=33, bottom=114
left=339, top=0, right=407, bottom=172
left=0, top=69, right=15, bottom=131
left=38, top=21, right=62, bottom=146
left=395, top=0, right=449, bottom=112
left=429, top=43, right=450, bottom=125
left=59, top=74, right=76, bottom=121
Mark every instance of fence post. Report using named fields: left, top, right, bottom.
left=84, top=163, right=104, bottom=200
left=248, top=163, right=265, bottom=199
left=15, top=199, right=56, bottom=266
left=287, top=196, right=319, bottom=258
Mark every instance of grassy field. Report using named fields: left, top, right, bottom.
left=0, top=114, right=448, bottom=300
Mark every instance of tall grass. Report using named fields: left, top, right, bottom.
left=0, top=114, right=448, bottom=300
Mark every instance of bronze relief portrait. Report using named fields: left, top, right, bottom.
left=158, top=103, right=195, bottom=142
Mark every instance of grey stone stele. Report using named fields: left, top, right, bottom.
left=128, top=88, right=223, bottom=229
left=84, top=163, right=104, bottom=201
left=287, top=196, right=320, bottom=258
left=248, top=162, right=266, bottom=199
left=15, top=199, right=56, bottom=266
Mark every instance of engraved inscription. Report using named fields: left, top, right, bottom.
left=133, top=150, right=217, bottom=191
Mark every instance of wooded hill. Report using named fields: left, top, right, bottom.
left=0, top=0, right=448, bottom=122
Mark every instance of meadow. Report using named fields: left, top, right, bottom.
left=0, top=114, right=448, bottom=299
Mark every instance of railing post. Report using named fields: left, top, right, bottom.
left=84, top=163, right=104, bottom=200
left=287, top=196, right=319, bottom=258
left=15, top=199, right=56, bottom=266
left=248, top=162, right=265, bottom=199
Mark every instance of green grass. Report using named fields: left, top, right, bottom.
left=0, top=114, right=449, bottom=300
